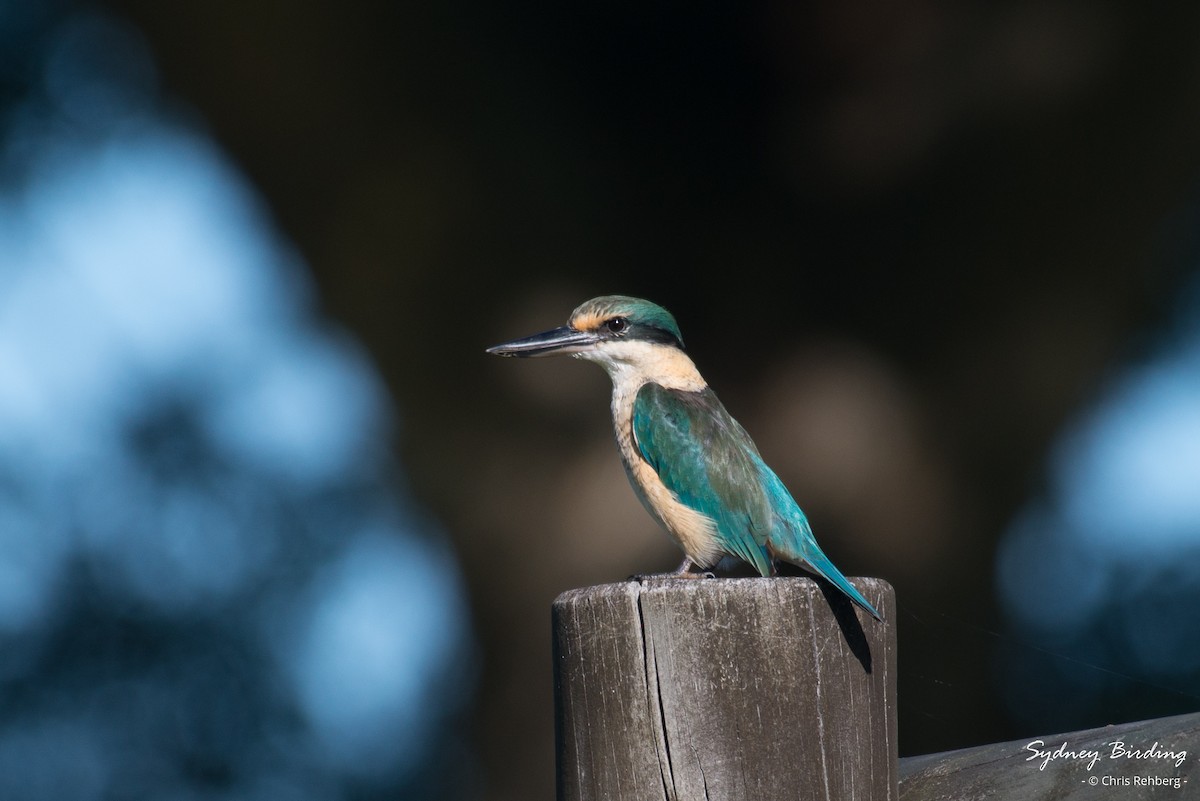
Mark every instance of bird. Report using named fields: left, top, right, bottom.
left=487, top=295, right=882, bottom=622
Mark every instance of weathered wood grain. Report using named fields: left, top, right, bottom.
left=553, top=576, right=897, bottom=801
left=899, top=711, right=1200, bottom=800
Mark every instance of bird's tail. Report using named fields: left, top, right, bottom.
left=791, top=543, right=884, bottom=622
left=753, top=457, right=883, bottom=621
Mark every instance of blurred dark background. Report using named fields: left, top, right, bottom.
left=2, top=1, right=1200, bottom=799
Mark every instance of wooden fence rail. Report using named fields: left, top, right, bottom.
left=900, top=710, right=1200, bottom=800
left=552, top=576, right=897, bottom=801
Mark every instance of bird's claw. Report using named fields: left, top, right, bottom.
left=626, top=570, right=716, bottom=583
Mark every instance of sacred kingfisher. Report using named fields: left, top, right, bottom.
left=488, top=295, right=882, bottom=622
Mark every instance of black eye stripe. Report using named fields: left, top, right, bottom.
left=605, top=317, right=629, bottom=334
left=595, top=317, right=684, bottom=349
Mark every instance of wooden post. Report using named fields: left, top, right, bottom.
left=553, top=576, right=897, bottom=801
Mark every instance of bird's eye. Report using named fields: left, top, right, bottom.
left=605, top=317, right=629, bottom=335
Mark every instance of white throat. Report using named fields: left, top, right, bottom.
left=575, top=339, right=707, bottom=395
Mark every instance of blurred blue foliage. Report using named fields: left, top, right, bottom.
left=0, top=5, right=474, bottom=799
left=997, top=277, right=1200, bottom=729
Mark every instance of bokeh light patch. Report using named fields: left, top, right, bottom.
left=0, top=7, right=474, bottom=798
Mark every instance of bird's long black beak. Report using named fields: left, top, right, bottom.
left=486, top=326, right=600, bottom=358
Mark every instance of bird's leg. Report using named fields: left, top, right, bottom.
left=673, top=557, right=716, bottom=579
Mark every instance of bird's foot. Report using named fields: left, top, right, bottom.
left=671, top=569, right=717, bottom=580
left=626, top=571, right=716, bottom=582
left=627, top=559, right=716, bottom=582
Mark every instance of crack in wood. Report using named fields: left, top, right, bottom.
left=637, top=588, right=676, bottom=801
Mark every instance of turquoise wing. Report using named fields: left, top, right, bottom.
left=631, top=383, right=774, bottom=576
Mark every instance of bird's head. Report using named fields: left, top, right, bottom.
left=487, top=295, right=686, bottom=374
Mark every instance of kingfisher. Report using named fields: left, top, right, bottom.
left=487, top=295, right=881, bottom=622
